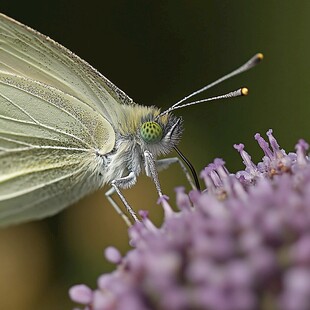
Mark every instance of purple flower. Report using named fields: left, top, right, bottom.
left=70, top=130, right=310, bottom=310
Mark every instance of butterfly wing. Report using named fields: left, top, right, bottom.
left=0, top=13, right=132, bottom=124
left=0, top=66, right=115, bottom=227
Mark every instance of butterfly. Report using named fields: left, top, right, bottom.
left=0, top=13, right=262, bottom=227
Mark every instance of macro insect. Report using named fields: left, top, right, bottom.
left=0, top=13, right=263, bottom=227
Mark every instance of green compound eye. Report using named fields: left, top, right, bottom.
left=140, top=122, right=163, bottom=144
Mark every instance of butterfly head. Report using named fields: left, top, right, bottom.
left=139, top=111, right=183, bottom=156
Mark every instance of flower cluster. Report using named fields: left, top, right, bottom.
left=70, top=130, right=310, bottom=310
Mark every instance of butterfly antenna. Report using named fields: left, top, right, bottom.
left=157, top=53, right=263, bottom=118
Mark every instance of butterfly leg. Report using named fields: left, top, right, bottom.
left=105, top=172, right=140, bottom=225
left=144, top=150, right=165, bottom=198
left=156, top=157, right=198, bottom=190
left=105, top=187, right=132, bottom=226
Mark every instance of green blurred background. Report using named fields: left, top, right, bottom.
left=1, top=1, right=310, bottom=309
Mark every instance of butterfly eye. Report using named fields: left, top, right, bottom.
left=140, top=122, right=163, bottom=144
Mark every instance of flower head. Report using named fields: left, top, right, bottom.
left=70, top=130, right=310, bottom=310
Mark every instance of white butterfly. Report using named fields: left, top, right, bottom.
left=0, top=13, right=262, bottom=227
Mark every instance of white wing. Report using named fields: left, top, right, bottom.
left=0, top=13, right=133, bottom=124
left=0, top=72, right=115, bottom=227
left=0, top=13, right=132, bottom=226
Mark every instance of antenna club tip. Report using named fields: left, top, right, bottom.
left=256, top=53, right=264, bottom=61
left=241, top=87, right=249, bottom=96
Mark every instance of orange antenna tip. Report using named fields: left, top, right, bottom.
left=241, top=87, right=249, bottom=96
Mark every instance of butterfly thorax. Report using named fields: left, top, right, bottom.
left=90, top=104, right=183, bottom=186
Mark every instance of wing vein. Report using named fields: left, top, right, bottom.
left=0, top=144, right=89, bottom=154
left=0, top=88, right=94, bottom=148
left=0, top=164, right=85, bottom=202
left=1, top=26, right=106, bottom=116
left=0, top=139, right=88, bottom=155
